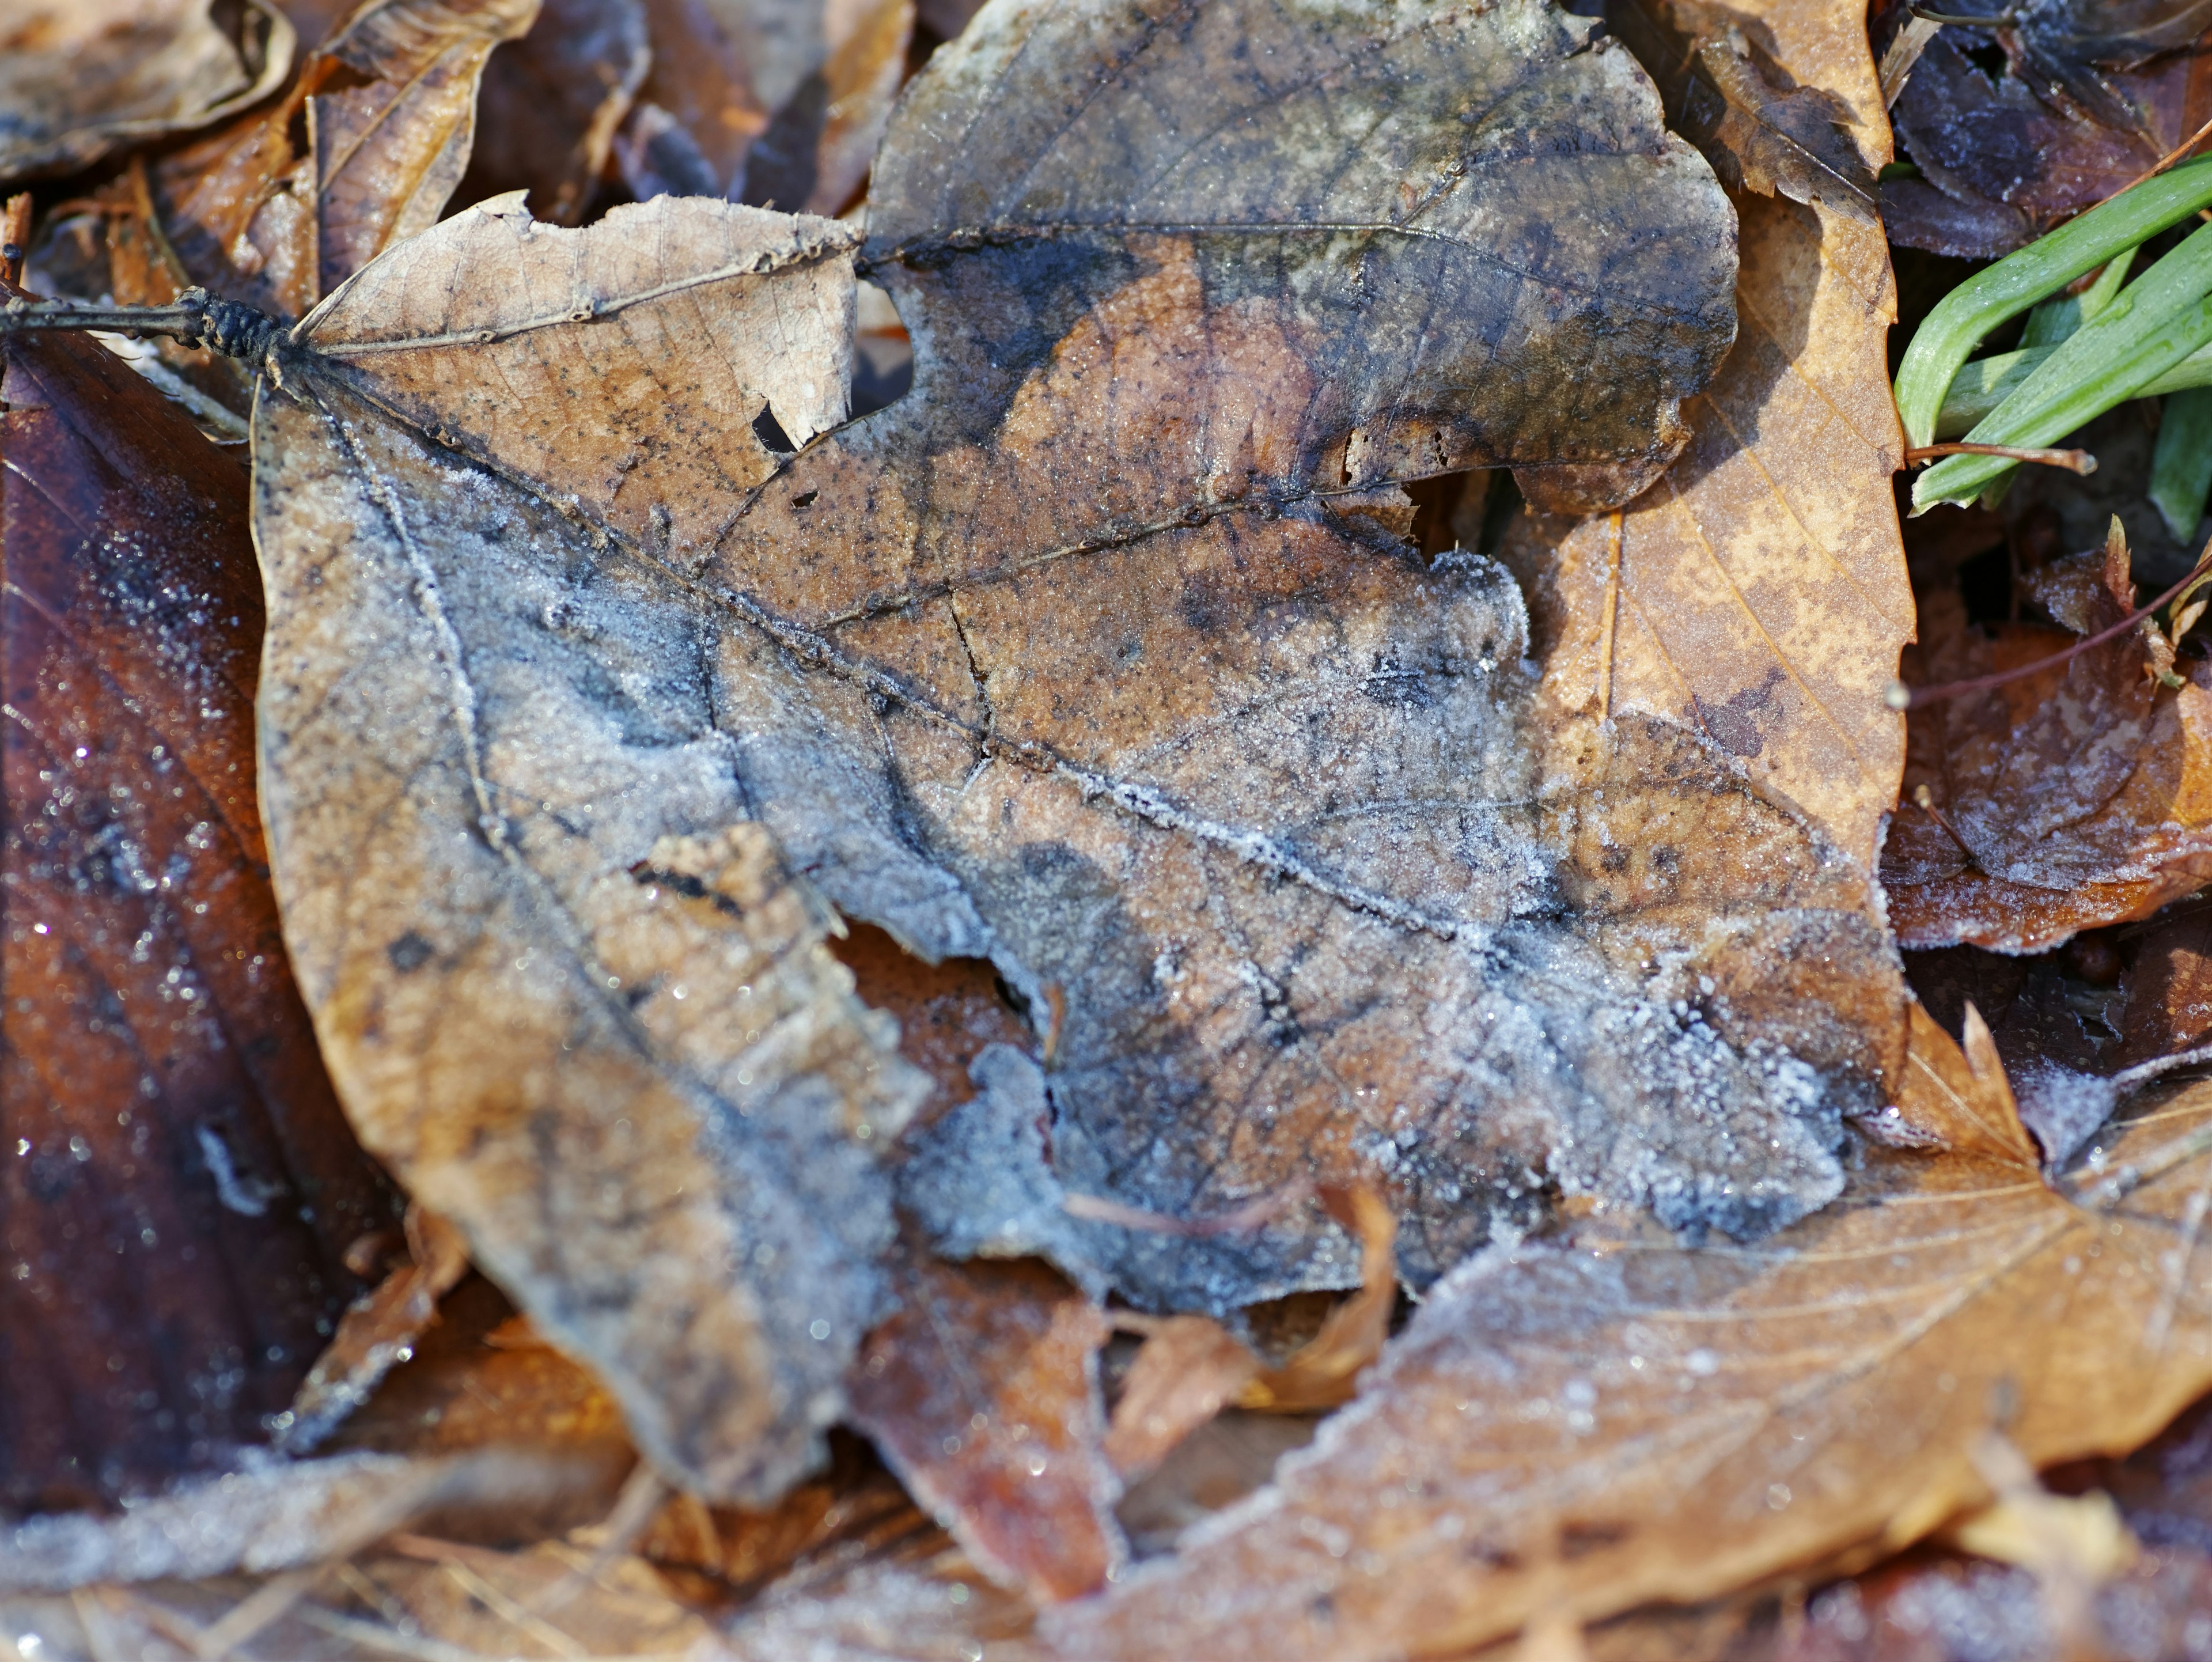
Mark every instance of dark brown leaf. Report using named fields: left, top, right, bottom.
left=462, top=0, right=650, bottom=226
left=1, top=316, right=399, bottom=1513
left=619, top=0, right=912, bottom=217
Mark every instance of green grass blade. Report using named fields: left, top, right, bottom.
left=2020, top=247, right=2137, bottom=348
left=1914, top=218, right=2212, bottom=509
left=2152, top=385, right=2212, bottom=541
left=1893, top=156, right=2212, bottom=447
left=1935, top=340, right=2212, bottom=436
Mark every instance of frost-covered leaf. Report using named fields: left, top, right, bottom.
left=230, top=0, right=1894, bottom=1376
left=1048, top=1065, right=2212, bottom=1661
left=1, top=315, right=397, bottom=1512
left=0, top=0, right=294, bottom=183
left=251, top=196, right=927, bottom=1503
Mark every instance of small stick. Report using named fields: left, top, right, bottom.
left=2119, top=112, right=2212, bottom=200
left=1912, top=784, right=1979, bottom=865
left=1904, top=440, right=2097, bottom=475
left=1892, top=539, right=2212, bottom=709
left=1063, top=1176, right=1313, bottom=1237
left=0, top=286, right=283, bottom=362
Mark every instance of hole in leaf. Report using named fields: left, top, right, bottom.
left=752, top=405, right=797, bottom=455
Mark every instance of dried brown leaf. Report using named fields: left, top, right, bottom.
left=1048, top=1072, right=2212, bottom=1661
left=1, top=315, right=398, bottom=1512
left=1528, top=0, right=1910, bottom=870
left=0, top=0, right=294, bottom=183
left=1883, top=576, right=2212, bottom=954
left=146, top=0, right=537, bottom=324
left=847, top=1251, right=1122, bottom=1602
left=1103, top=1318, right=1261, bottom=1483
left=248, top=195, right=922, bottom=1503
left=1611, top=0, right=1878, bottom=221
left=2119, top=902, right=2212, bottom=1065
left=1237, top=1186, right=1396, bottom=1413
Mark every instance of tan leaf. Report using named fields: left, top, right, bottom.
left=1522, top=0, right=1908, bottom=871
left=847, top=1251, right=1123, bottom=1602
left=1237, top=1186, right=1397, bottom=1414
left=1884, top=580, right=2212, bottom=955
left=146, top=0, right=538, bottom=323
left=0, top=0, right=294, bottom=183
left=1047, top=1080, right=2212, bottom=1661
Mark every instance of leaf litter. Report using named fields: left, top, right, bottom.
left=20, top=0, right=2212, bottom=1656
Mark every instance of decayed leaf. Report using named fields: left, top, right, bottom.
left=1047, top=1059, right=2212, bottom=1661
left=278, top=1203, right=472, bottom=1453
left=0, top=0, right=294, bottom=183
left=1883, top=571, right=2212, bottom=955
left=620, top=0, right=913, bottom=217
left=227, top=0, right=1899, bottom=1380
left=464, top=0, right=650, bottom=226
left=1236, top=1185, right=1397, bottom=1413
left=141, top=0, right=537, bottom=325
left=1611, top=0, right=1878, bottom=222
left=847, top=1250, right=1122, bottom=1602
left=1, top=316, right=397, bottom=1512
left=1528, top=0, right=1910, bottom=870
left=248, top=195, right=928, bottom=1505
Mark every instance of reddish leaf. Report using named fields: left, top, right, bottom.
left=847, top=1250, right=1122, bottom=1603
left=1, top=319, right=400, bottom=1512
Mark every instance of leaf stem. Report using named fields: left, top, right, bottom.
left=1891, top=540, right=2212, bottom=710
left=1904, top=441, right=2096, bottom=474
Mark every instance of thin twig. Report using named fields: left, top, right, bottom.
left=1063, top=1177, right=1313, bottom=1236
left=1893, top=539, right=2212, bottom=709
left=1904, top=440, right=2097, bottom=474
left=2118, top=111, right=2212, bottom=200
left=1912, top=785, right=1979, bottom=865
